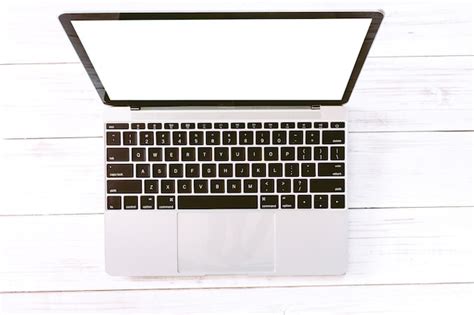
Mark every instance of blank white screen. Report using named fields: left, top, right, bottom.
left=72, top=19, right=371, bottom=101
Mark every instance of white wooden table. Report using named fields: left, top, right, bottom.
left=1, top=1, right=473, bottom=314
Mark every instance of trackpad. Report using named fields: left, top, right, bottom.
left=177, top=212, right=275, bottom=274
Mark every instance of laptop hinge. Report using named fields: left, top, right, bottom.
left=311, top=105, right=321, bottom=110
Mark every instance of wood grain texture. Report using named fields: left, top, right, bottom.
left=1, top=283, right=473, bottom=314
left=1, top=56, right=472, bottom=139
left=1, top=0, right=472, bottom=64
left=2, top=132, right=473, bottom=215
left=0, top=207, right=472, bottom=293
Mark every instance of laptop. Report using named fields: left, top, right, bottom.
left=60, top=11, right=383, bottom=276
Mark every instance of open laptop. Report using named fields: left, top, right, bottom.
left=60, top=12, right=383, bottom=276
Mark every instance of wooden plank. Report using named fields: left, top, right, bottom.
left=0, top=284, right=473, bottom=314
left=0, top=207, right=472, bottom=292
left=1, top=132, right=472, bottom=215
left=1, top=56, right=472, bottom=139
left=0, top=0, right=472, bottom=65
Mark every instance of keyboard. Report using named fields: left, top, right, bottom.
left=105, top=121, right=346, bottom=210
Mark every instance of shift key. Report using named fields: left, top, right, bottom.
left=107, top=180, right=142, bottom=193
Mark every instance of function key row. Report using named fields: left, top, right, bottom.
left=106, top=130, right=345, bottom=146
left=106, top=122, right=345, bottom=130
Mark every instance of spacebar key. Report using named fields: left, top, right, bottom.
left=178, top=196, right=257, bottom=209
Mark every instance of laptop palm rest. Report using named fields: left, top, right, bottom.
left=177, top=212, right=275, bottom=274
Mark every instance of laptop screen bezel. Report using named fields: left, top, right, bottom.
left=59, top=11, right=383, bottom=107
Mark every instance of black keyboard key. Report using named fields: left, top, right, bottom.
left=260, top=195, right=278, bottom=209
left=219, top=164, right=233, bottom=177
left=331, top=147, right=345, bottom=161
left=227, top=180, right=241, bottom=193
left=107, top=180, right=142, bottom=194
left=179, top=196, right=257, bottom=209
left=301, top=163, right=316, bottom=177
left=189, top=131, right=204, bottom=145
left=148, top=148, right=162, bottom=161
left=194, top=180, right=208, bottom=193
left=157, top=196, right=175, bottom=209
left=202, top=164, right=217, bottom=177
left=281, top=122, right=295, bottom=129
left=185, top=164, right=200, bottom=177
left=318, top=163, right=345, bottom=176
left=289, top=131, right=303, bottom=144
left=248, top=147, right=262, bottom=161
left=239, top=131, right=254, bottom=145
left=252, top=163, right=266, bottom=177
left=124, top=196, right=138, bottom=210
left=264, top=122, right=278, bottom=129
left=107, top=164, right=133, bottom=178
left=123, top=132, right=137, bottom=145
left=140, top=196, right=155, bottom=209
left=305, top=131, right=320, bottom=144
left=277, top=179, right=291, bottom=193
left=314, top=195, right=329, bottom=209
left=310, top=179, right=345, bottom=192
left=182, top=148, right=196, bottom=161
left=297, top=195, right=312, bottom=209
left=206, top=131, right=220, bottom=145
left=131, top=123, right=145, bottom=130
left=231, top=122, right=245, bottom=129
left=144, top=180, right=158, bottom=193
left=106, top=123, right=128, bottom=130
left=198, top=147, right=213, bottom=161
left=247, top=122, right=262, bottom=129
left=178, top=180, right=192, bottom=193
left=264, top=147, right=279, bottom=161
left=210, top=180, right=225, bottom=193
left=181, top=123, right=195, bottom=129
left=243, top=179, right=258, bottom=193
left=132, top=148, right=146, bottom=161
left=314, top=147, right=329, bottom=160
left=107, top=148, right=129, bottom=162
left=330, top=122, right=345, bottom=128
left=256, top=131, right=270, bottom=144
left=293, top=179, right=308, bottom=193
left=140, top=131, right=154, bottom=145
left=198, top=123, right=212, bottom=129
left=214, top=122, right=228, bottom=129
left=297, top=147, right=312, bottom=160
left=164, top=148, right=179, bottom=161
left=136, top=164, right=150, bottom=178
left=223, top=131, right=237, bottom=145
left=152, top=164, right=167, bottom=177
left=231, top=147, right=245, bottom=161
left=161, top=180, right=175, bottom=194
left=107, top=196, right=121, bottom=210
left=268, top=163, right=283, bottom=177
left=164, top=123, right=178, bottom=129
left=322, top=130, right=345, bottom=144
left=156, top=132, right=170, bottom=145
left=106, top=132, right=121, bottom=145
left=286, top=165, right=301, bottom=180
left=331, top=195, right=345, bottom=209
left=281, top=195, right=295, bottom=209
left=215, top=147, right=229, bottom=161
left=314, top=122, right=328, bottom=128
left=272, top=131, right=286, bottom=144
left=236, top=164, right=250, bottom=177
left=260, top=179, right=274, bottom=193
left=147, top=123, right=162, bottom=129
left=173, top=131, right=187, bottom=145
left=297, top=122, right=312, bottom=128
left=169, top=164, right=183, bottom=178
left=281, top=147, right=295, bottom=161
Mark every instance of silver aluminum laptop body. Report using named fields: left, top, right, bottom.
left=60, top=12, right=383, bottom=276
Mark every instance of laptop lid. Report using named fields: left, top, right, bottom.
left=59, top=12, right=383, bottom=107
